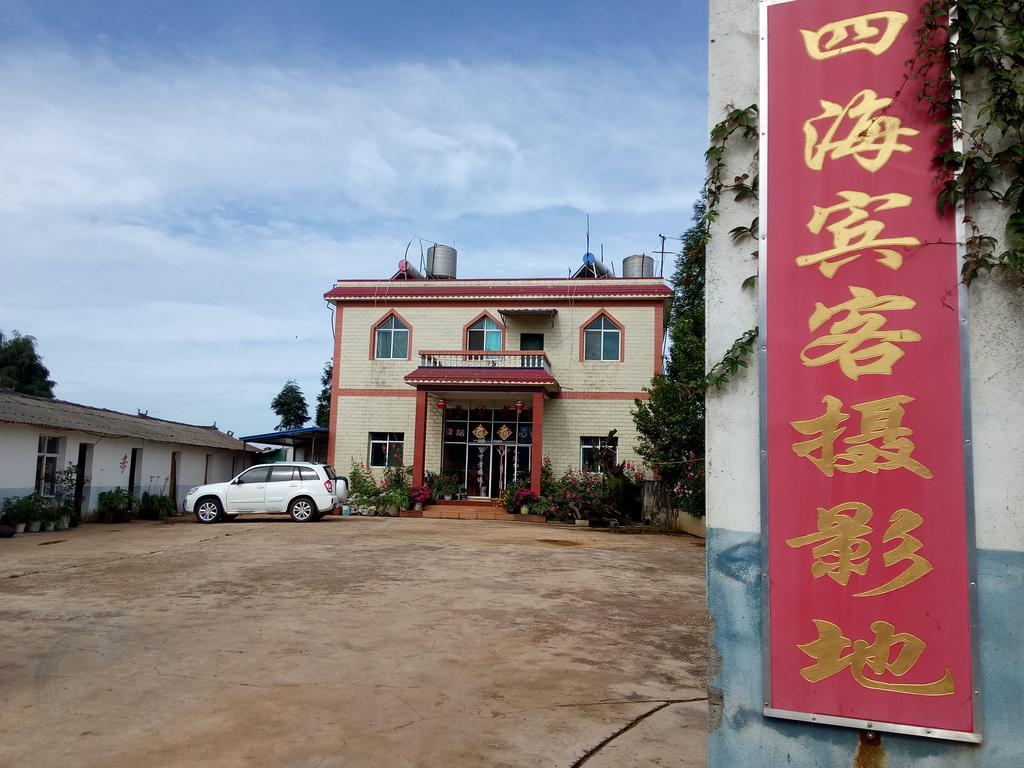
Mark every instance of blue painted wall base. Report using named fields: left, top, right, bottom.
left=707, top=526, right=1024, bottom=767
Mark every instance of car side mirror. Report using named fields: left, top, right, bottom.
left=231, top=479, right=240, bottom=485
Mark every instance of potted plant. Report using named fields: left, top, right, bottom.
left=53, top=462, right=78, bottom=529
left=410, top=485, right=432, bottom=511
left=514, top=488, right=539, bottom=515
left=41, top=497, right=59, bottom=531
left=139, top=493, right=175, bottom=521
left=98, top=487, right=133, bottom=524
left=531, top=496, right=553, bottom=519
left=1, top=496, right=28, bottom=534
left=25, top=495, right=43, bottom=532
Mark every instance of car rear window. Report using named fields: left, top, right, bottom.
left=321, top=465, right=337, bottom=480
left=299, top=467, right=318, bottom=481
left=269, top=466, right=297, bottom=482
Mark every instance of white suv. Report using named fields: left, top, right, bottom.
left=184, top=463, right=349, bottom=523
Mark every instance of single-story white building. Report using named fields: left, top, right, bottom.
left=0, top=389, right=252, bottom=522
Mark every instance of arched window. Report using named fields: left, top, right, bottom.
left=467, top=316, right=502, bottom=352
left=583, top=314, right=622, bottom=361
left=374, top=315, right=410, bottom=359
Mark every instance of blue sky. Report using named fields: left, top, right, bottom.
left=0, top=0, right=707, bottom=435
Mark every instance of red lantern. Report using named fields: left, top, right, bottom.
left=436, top=399, right=447, bottom=410
left=514, top=400, right=525, bottom=412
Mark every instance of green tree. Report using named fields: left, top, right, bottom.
left=632, top=201, right=707, bottom=516
left=271, top=380, right=309, bottom=431
left=315, top=361, right=332, bottom=429
left=0, top=330, right=56, bottom=398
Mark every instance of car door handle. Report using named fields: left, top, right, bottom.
left=288, top=483, right=299, bottom=487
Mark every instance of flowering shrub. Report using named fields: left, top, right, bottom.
left=669, top=451, right=704, bottom=518
left=546, top=466, right=612, bottom=521
left=500, top=478, right=528, bottom=512
left=349, top=461, right=381, bottom=500
left=410, top=485, right=432, bottom=505
left=620, top=460, right=646, bottom=485
left=539, top=454, right=644, bottom=522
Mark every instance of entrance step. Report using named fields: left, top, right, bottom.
left=420, top=504, right=546, bottom=523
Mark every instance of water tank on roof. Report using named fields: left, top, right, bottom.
left=583, top=252, right=612, bottom=277
left=426, top=245, right=458, bottom=279
left=622, top=254, right=655, bottom=278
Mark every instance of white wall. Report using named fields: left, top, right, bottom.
left=0, top=422, right=246, bottom=521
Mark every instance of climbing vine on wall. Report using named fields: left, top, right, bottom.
left=704, top=103, right=761, bottom=386
left=912, top=0, right=1024, bottom=285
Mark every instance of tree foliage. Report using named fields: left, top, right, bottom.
left=914, top=0, right=1024, bottom=285
left=315, top=361, right=332, bottom=429
left=632, top=202, right=708, bottom=517
left=0, top=330, right=55, bottom=398
left=271, top=380, right=309, bottom=431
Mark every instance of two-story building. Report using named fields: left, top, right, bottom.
left=323, top=255, right=672, bottom=499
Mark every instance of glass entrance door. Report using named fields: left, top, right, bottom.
left=441, top=403, right=533, bottom=498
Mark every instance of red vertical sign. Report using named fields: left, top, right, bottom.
left=762, top=0, right=978, bottom=740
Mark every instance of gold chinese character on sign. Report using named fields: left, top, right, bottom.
left=791, top=394, right=933, bottom=478
left=801, top=12, right=908, bottom=60
left=798, top=191, right=921, bottom=277
left=855, top=508, right=933, bottom=597
left=497, top=424, right=513, bottom=441
left=799, top=619, right=954, bottom=695
left=786, top=502, right=933, bottom=595
left=804, top=90, right=919, bottom=172
left=801, top=286, right=921, bottom=379
left=472, top=424, right=489, bottom=441
left=786, top=502, right=873, bottom=586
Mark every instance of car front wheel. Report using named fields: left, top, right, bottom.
left=195, top=498, right=223, bottom=524
left=289, top=497, right=316, bottom=522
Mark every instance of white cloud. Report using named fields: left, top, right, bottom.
left=0, top=49, right=703, bottom=220
left=0, top=45, right=702, bottom=433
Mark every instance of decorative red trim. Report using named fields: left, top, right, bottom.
left=557, top=392, right=650, bottom=401
left=654, top=305, right=665, bottom=376
left=531, top=392, right=544, bottom=496
left=369, top=309, right=414, bottom=361
left=325, top=281, right=672, bottom=301
left=405, top=368, right=557, bottom=386
left=461, top=310, right=506, bottom=352
left=328, top=299, right=667, bottom=310
left=578, top=309, right=625, bottom=363
left=338, top=388, right=418, bottom=397
left=327, top=307, right=344, bottom=466
left=412, top=391, right=427, bottom=486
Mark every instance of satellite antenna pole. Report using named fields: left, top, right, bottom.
left=586, top=214, right=591, bottom=255
left=658, top=234, right=668, bottom=277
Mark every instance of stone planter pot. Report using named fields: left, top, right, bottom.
left=443, top=494, right=453, bottom=501
left=574, top=519, right=589, bottom=527
left=519, top=505, right=529, bottom=515
left=26, top=520, right=41, bottom=532
left=14, top=522, right=26, bottom=534
left=414, top=502, right=424, bottom=512
left=42, top=521, right=56, bottom=531
left=57, top=516, right=70, bottom=530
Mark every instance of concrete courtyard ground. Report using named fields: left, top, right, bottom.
left=0, top=517, right=709, bottom=768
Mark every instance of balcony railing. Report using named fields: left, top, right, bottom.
left=418, top=350, right=552, bottom=374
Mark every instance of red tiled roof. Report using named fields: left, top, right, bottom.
left=325, top=280, right=672, bottom=302
left=404, top=367, right=560, bottom=390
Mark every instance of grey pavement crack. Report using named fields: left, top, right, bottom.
left=569, top=697, right=708, bottom=768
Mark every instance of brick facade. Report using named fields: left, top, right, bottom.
left=325, top=277, right=671, bottom=495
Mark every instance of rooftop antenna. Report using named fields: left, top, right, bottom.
left=658, top=234, right=668, bottom=277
